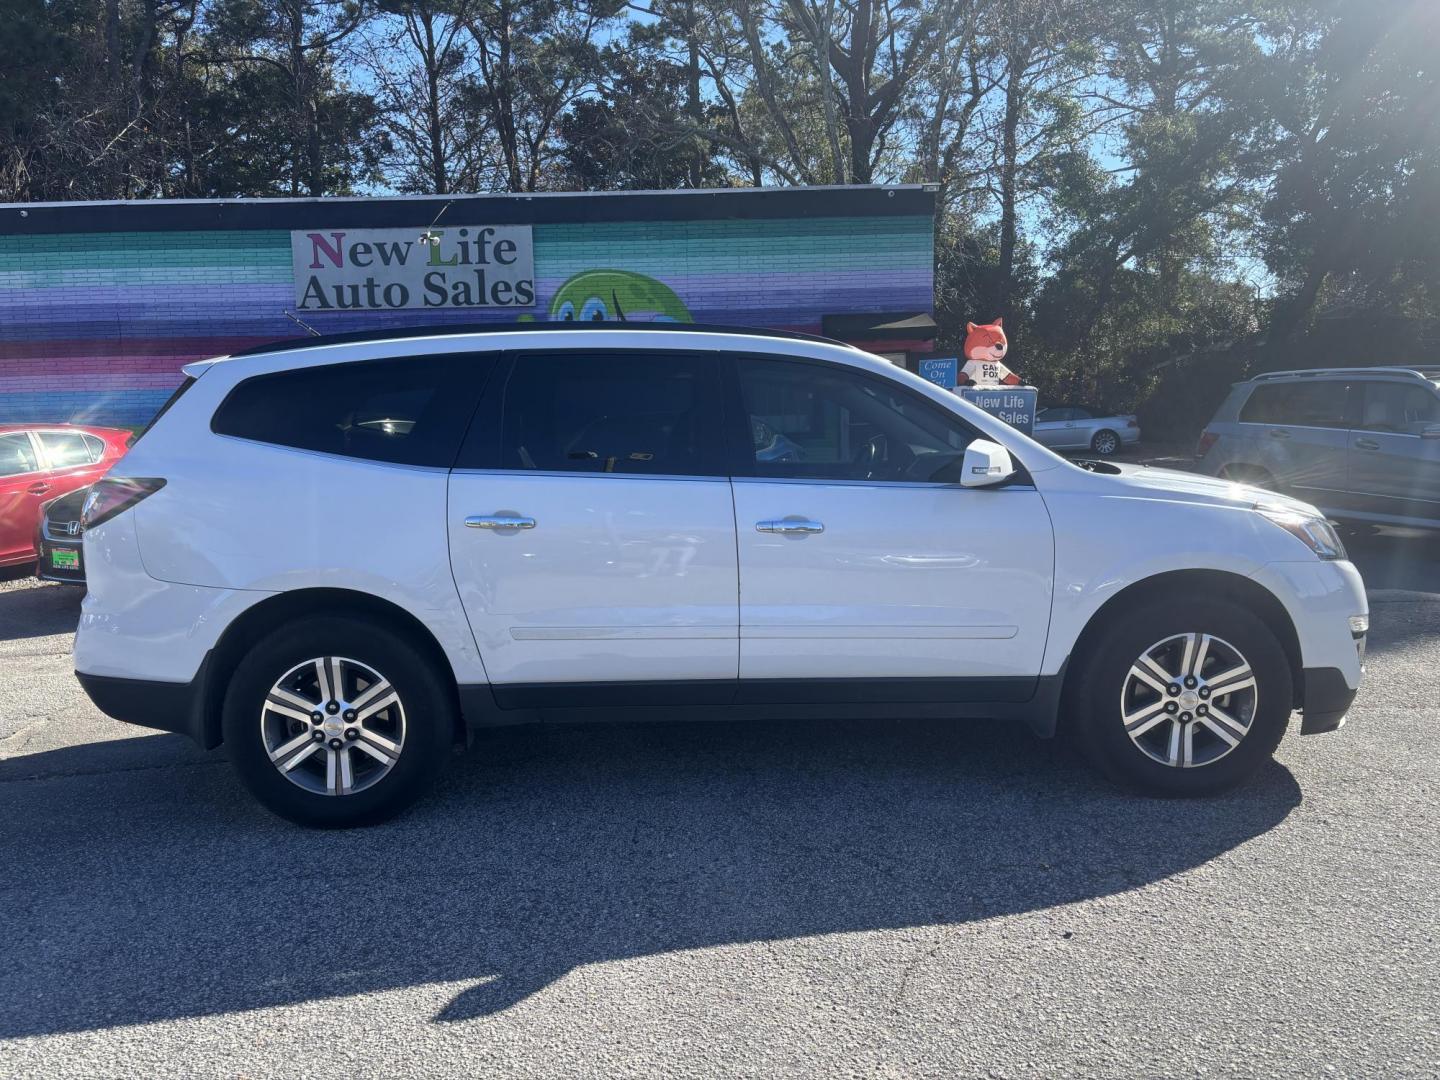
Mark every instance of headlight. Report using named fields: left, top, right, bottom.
left=1257, top=506, right=1347, bottom=560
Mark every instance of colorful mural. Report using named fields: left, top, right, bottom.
left=545, top=270, right=692, bottom=323
left=0, top=203, right=934, bottom=427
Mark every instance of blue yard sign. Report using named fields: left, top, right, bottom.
left=959, top=386, right=1038, bottom=436
left=918, top=357, right=958, bottom=388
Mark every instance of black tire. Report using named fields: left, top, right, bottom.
left=222, top=614, right=455, bottom=826
left=1070, top=597, right=1292, bottom=796
left=1090, top=429, right=1121, bottom=456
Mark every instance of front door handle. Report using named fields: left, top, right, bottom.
left=1268, top=429, right=1290, bottom=439
left=1354, top=438, right=1380, bottom=451
left=756, top=518, right=825, bottom=534
left=465, top=514, right=536, bottom=530
left=26, top=482, right=50, bottom=495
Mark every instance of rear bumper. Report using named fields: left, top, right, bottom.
left=1300, top=665, right=1358, bottom=735
left=76, top=655, right=216, bottom=748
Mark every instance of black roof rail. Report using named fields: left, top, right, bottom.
left=228, top=321, right=852, bottom=358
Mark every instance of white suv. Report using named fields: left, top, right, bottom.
left=75, top=326, right=1367, bottom=826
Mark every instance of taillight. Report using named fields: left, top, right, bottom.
left=1126, top=417, right=1138, bottom=428
left=81, top=477, right=166, bottom=531
left=1196, top=431, right=1219, bottom=458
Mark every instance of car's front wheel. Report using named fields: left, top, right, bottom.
left=1072, top=598, right=1292, bottom=796
left=222, top=615, right=455, bottom=826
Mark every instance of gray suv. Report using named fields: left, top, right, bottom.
left=1196, top=367, right=1440, bottom=528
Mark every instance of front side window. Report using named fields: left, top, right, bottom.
left=1357, top=382, right=1440, bottom=434
left=211, top=354, right=494, bottom=467
left=737, top=357, right=979, bottom=483
left=38, top=431, right=101, bottom=469
left=497, top=352, right=722, bottom=476
left=1240, top=381, right=1352, bottom=428
left=0, top=433, right=39, bottom=478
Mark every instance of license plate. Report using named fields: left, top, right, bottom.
left=50, top=548, right=80, bottom=569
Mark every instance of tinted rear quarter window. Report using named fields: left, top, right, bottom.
left=212, top=354, right=493, bottom=467
left=1240, top=381, right=1351, bottom=427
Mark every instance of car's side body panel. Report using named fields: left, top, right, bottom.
left=731, top=478, right=1054, bottom=682
left=447, top=470, right=740, bottom=685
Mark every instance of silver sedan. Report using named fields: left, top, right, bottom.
left=1032, top=406, right=1141, bottom=455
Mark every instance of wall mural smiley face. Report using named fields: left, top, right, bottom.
left=547, top=270, right=694, bottom=323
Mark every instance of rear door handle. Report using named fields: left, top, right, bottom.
left=1354, top=438, right=1380, bottom=451
left=1268, top=429, right=1290, bottom=439
left=756, top=518, right=824, bottom=534
left=465, top=514, right=536, bottom=530
left=26, top=482, right=50, bottom=495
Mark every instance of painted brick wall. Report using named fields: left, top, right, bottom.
left=0, top=207, right=933, bottom=428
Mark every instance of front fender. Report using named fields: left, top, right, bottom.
left=1039, top=491, right=1308, bottom=676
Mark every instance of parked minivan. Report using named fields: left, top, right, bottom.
left=1196, top=366, right=1440, bottom=528
left=75, top=326, right=1366, bottom=826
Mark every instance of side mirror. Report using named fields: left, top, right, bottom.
left=1422, top=424, right=1440, bottom=441
left=961, top=438, right=1018, bottom=488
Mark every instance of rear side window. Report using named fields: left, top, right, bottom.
left=1240, top=381, right=1351, bottom=427
left=0, top=433, right=39, bottom=477
left=1357, top=382, right=1440, bottom=434
left=212, top=354, right=494, bottom=467
left=494, top=352, right=722, bottom=476
left=37, top=431, right=103, bottom=468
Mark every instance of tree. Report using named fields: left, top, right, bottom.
left=1258, top=0, right=1440, bottom=343
left=206, top=0, right=376, bottom=195
left=358, top=0, right=487, bottom=193
left=556, top=22, right=734, bottom=189
left=459, top=0, right=624, bottom=192
left=716, top=0, right=980, bottom=184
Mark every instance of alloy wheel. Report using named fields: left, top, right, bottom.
left=1119, top=633, right=1258, bottom=769
left=1094, top=431, right=1119, bottom=455
left=259, top=656, right=406, bottom=796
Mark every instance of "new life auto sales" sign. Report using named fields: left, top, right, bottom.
left=290, top=226, right=536, bottom=311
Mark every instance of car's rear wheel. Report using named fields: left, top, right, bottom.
left=222, top=615, right=454, bottom=826
left=1090, top=429, right=1121, bottom=456
left=1071, top=598, right=1292, bottom=796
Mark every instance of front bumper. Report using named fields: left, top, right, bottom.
left=1300, top=666, right=1358, bottom=734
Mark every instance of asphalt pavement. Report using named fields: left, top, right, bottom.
left=1, top=531, right=1438, bottom=1078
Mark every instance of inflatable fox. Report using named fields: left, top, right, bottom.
left=956, top=319, right=1021, bottom=386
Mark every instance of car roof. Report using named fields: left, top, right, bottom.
left=184, top=324, right=872, bottom=378
left=226, top=321, right=848, bottom=359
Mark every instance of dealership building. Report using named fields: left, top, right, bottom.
left=0, top=185, right=936, bottom=428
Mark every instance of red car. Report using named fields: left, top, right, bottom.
left=0, top=424, right=131, bottom=569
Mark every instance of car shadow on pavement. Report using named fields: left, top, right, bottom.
left=0, top=578, right=82, bottom=641
left=0, top=716, right=1301, bottom=1037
